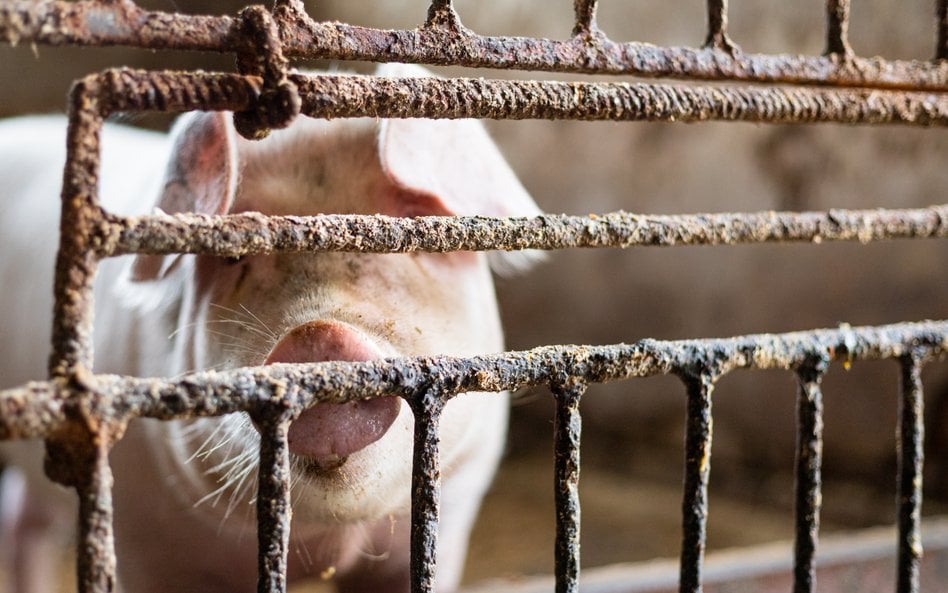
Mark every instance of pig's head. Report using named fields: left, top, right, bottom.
left=122, top=66, right=541, bottom=530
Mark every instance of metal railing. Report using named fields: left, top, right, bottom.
left=0, top=1, right=945, bottom=593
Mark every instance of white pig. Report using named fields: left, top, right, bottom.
left=0, top=64, right=541, bottom=593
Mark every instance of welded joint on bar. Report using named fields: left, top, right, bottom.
left=425, top=0, right=464, bottom=33
left=572, top=0, right=601, bottom=37
left=794, top=351, right=831, bottom=383
left=825, top=0, right=855, bottom=58
left=233, top=4, right=299, bottom=140
left=705, top=0, right=739, bottom=55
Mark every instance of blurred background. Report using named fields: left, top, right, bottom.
left=2, top=0, right=947, bottom=588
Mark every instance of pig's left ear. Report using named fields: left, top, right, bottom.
left=378, top=118, right=545, bottom=275
left=129, top=111, right=238, bottom=283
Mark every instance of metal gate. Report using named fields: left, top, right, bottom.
left=0, top=1, right=946, bottom=592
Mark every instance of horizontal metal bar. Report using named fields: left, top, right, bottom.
left=1, top=1, right=946, bottom=91
left=292, top=73, right=948, bottom=126
left=2, top=320, right=945, bottom=441
left=98, top=206, right=948, bottom=260
left=0, top=0, right=237, bottom=51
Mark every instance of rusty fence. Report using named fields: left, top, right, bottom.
left=0, top=1, right=947, bottom=593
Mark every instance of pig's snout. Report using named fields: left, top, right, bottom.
left=264, top=321, right=401, bottom=467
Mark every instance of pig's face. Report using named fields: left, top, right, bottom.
left=125, top=68, right=540, bottom=527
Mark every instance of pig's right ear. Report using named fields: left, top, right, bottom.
left=129, top=111, right=238, bottom=282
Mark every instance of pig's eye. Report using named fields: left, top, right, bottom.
left=223, top=256, right=245, bottom=266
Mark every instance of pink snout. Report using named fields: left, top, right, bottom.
left=264, top=321, right=401, bottom=466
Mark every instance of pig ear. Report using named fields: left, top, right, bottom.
left=377, top=117, right=545, bottom=275
left=129, top=111, right=238, bottom=282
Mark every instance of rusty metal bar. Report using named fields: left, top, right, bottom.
left=232, top=5, right=300, bottom=140
left=50, top=79, right=105, bottom=377
left=293, top=73, right=948, bottom=126
left=69, top=68, right=948, bottom=131
left=100, top=206, right=948, bottom=261
left=1, top=321, right=945, bottom=442
left=792, top=358, right=828, bottom=593
left=45, top=429, right=120, bottom=593
left=897, top=351, right=926, bottom=593
left=939, top=0, right=948, bottom=59
left=408, top=391, right=445, bottom=593
left=552, top=381, right=586, bottom=593
left=573, top=0, right=599, bottom=35
left=3, top=1, right=948, bottom=91
left=679, top=372, right=715, bottom=593
left=705, top=0, right=735, bottom=52
left=0, top=0, right=237, bottom=51
left=75, top=448, right=117, bottom=593
left=254, top=416, right=293, bottom=593
left=825, top=0, right=854, bottom=56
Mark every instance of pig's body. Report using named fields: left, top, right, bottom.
left=0, top=66, right=538, bottom=593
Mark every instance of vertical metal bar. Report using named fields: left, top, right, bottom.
left=409, top=391, right=445, bottom=593
left=552, top=381, right=586, bottom=593
left=896, top=351, right=926, bottom=593
left=426, top=0, right=459, bottom=28
left=825, top=0, right=854, bottom=56
left=45, top=431, right=119, bottom=593
left=938, top=0, right=948, bottom=59
left=792, top=358, right=827, bottom=593
left=573, top=0, right=599, bottom=35
left=50, top=79, right=104, bottom=377
left=255, top=416, right=292, bottom=593
left=679, top=372, right=714, bottom=593
left=705, top=0, right=732, bottom=49
left=76, top=445, right=117, bottom=593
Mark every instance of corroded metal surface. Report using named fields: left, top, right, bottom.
left=792, top=359, right=828, bottom=593
left=3, top=0, right=948, bottom=90
left=552, top=381, right=585, bottom=593
left=292, top=73, right=948, bottom=126
left=408, top=391, right=445, bottom=593
left=101, top=206, right=948, bottom=260
left=897, top=352, right=926, bottom=593
left=254, top=416, right=293, bottom=593
left=1, top=1, right=946, bottom=593
left=3, top=320, right=945, bottom=442
left=679, top=373, right=714, bottom=593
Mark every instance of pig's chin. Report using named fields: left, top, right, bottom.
left=286, top=396, right=402, bottom=473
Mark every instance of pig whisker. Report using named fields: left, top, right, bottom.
left=165, top=359, right=232, bottom=381
left=293, top=534, right=316, bottom=572
left=238, top=303, right=280, bottom=340
left=209, top=303, right=280, bottom=341
left=222, top=459, right=258, bottom=520
left=183, top=420, right=230, bottom=464
left=195, top=448, right=257, bottom=509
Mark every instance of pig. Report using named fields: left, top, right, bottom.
left=0, top=63, right=542, bottom=593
